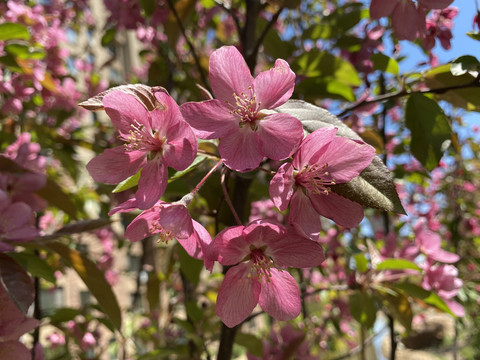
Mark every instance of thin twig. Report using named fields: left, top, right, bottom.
left=215, top=0, right=242, bottom=36
left=252, top=6, right=285, bottom=60
left=336, top=80, right=480, bottom=118
left=166, top=0, right=210, bottom=89
left=221, top=168, right=242, bottom=226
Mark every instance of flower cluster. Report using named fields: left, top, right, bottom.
left=85, top=46, right=377, bottom=327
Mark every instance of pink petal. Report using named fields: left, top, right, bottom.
left=444, top=299, right=465, bottom=317
left=124, top=209, right=158, bottom=242
left=163, top=120, right=198, bottom=171
left=108, top=198, right=139, bottom=215
left=257, top=113, right=303, bottom=161
left=216, top=263, right=261, bottom=328
left=180, top=100, right=238, bottom=139
left=258, top=268, right=301, bottom=321
left=269, top=163, right=295, bottom=211
left=2, top=202, right=33, bottom=233
left=210, top=226, right=249, bottom=265
left=311, top=136, right=376, bottom=183
left=253, top=59, right=295, bottom=109
left=218, top=127, right=264, bottom=172
left=310, top=191, right=365, bottom=228
left=289, top=189, right=323, bottom=240
left=392, top=1, right=424, bottom=40
left=293, top=127, right=337, bottom=170
left=150, top=91, right=183, bottom=131
left=135, top=157, right=168, bottom=210
left=103, top=91, right=150, bottom=137
left=266, top=234, right=325, bottom=268
left=369, top=0, right=396, bottom=18
left=242, top=220, right=286, bottom=248
left=86, top=147, right=146, bottom=184
left=209, top=46, right=253, bottom=103
left=426, top=248, right=460, bottom=264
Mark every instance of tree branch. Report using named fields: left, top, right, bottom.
left=336, top=80, right=480, bottom=118
left=166, top=0, right=210, bottom=89
left=251, top=6, right=285, bottom=62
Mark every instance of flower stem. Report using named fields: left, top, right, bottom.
left=191, top=160, right=223, bottom=195
left=221, top=168, right=243, bottom=226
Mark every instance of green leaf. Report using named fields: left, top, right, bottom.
left=45, top=242, right=122, bottom=330
left=274, top=100, right=406, bottom=214
left=236, top=332, right=264, bottom=357
left=176, top=244, right=204, bottom=285
left=36, top=178, right=78, bottom=219
left=393, top=282, right=454, bottom=316
left=49, top=307, right=81, bottom=323
left=353, top=253, right=368, bottom=273
left=112, top=171, right=140, bottom=193
left=376, top=259, right=421, bottom=272
left=467, top=31, right=480, bottom=41
left=0, top=23, right=30, bottom=41
left=349, top=291, right=377, bottom=329
left=381, top=293, right=413, bottom=331
left=185, top=300, right=203, bottom=323
left=7, top=252, right=57, bottom=283
left=371, top=53, right=399, bottom=75
left=451, top=55, right=480, bottom=76
left=168, top=155, right=207, bottom=183
left=101, top=27, right=116, bottom=47
left=294, top=50, right=361, bottom=86
left=424, top=64, right=480, bottom=111
left=139, top=0, right=156, bottom=16
left=4, top=43, right=45, bottom=60
left=405, top=93, right=452, bottom=171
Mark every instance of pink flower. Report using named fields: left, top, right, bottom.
left=422, top=262, right=464, bottom=316
left=269, top=127, right=375, bottom=240
left=209, top=220, right=324, bottom=327
left=110, top=199, right=212, bottom=264
left=180, top=46, right=303, bottom=172
left=369, top=0, right=453, bottom=41
left=86, top=91, right=197, bottom=209
left=0, top=190, right=38, bottom=250
left=414, top=221, right=459, bottom=263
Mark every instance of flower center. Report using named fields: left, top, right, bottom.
left=149, top=222, right=174, bottom=244
left=226, top=86, right=263, bottom=131
left=122, top=119, right=166, bottom=153
left=295, top=163, right=336, bottom=195
left=249, top=248, right=273, bottom=281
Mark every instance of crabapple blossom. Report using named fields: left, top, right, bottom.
left=180, top=46, right=303, bottom=172
left=369, top=0, right=454, bottom=41
left=109, top=199, right=211, bottom=262
left=0, top=190, right=37, bottom=251
left=209, top=220, right=324, bottom=327
left=422, top=261, right=464, bottom=316
left=269, top=127, right=376, bottom=240
left=414, top=221, right=459, bottom=263
left=86, top=90, right=197, bottom=209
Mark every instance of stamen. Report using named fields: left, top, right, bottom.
left=149, top=222, right=174, bottom=244
left=296, top=163, right=336, bottom=195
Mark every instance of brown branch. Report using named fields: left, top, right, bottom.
left=166, top=0, right=210, bottom=89
left=251, top=6, right=285, bottom=62
left=337, top=80, right=480, bottom=118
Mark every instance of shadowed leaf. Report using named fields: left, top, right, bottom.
left=0, top=253, right=34, bottom=314
left=45, top=242, right=122, bottom=331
